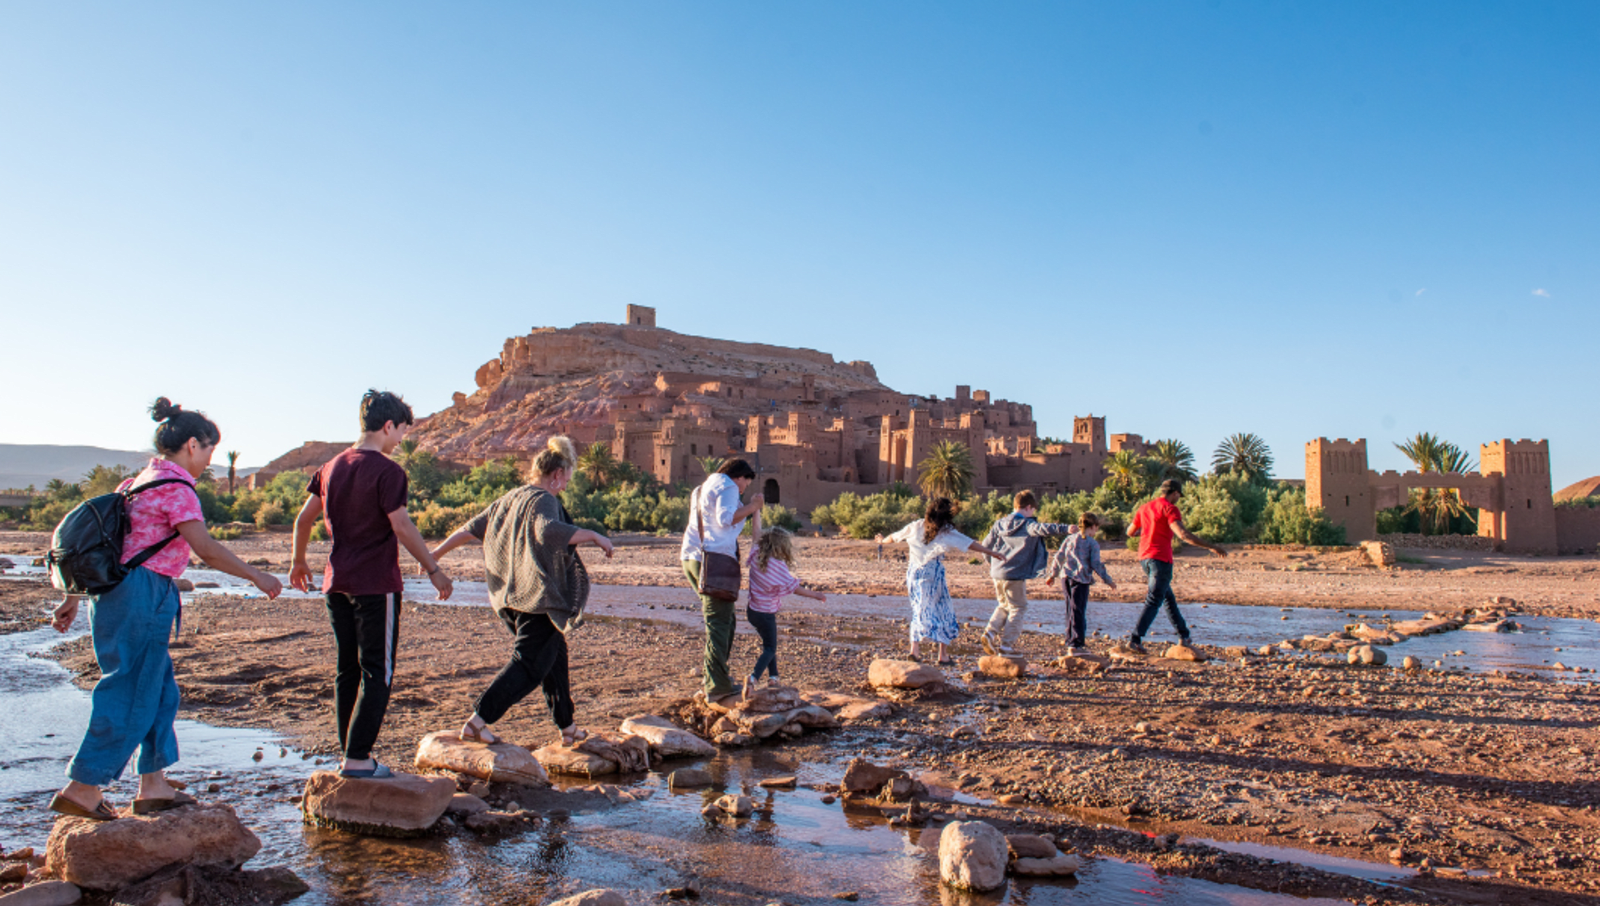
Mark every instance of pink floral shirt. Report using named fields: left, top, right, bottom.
left=117, top=459, right=204, bottom=579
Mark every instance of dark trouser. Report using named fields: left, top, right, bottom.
left=682, top=560, right=737, bottom=696
left=1131, top=559, right=1189, bottom=643
left=746, top=609, right=779, bottom=679
left=326, top=592, right=401, bottom=761
left=1063, top=579, right=1091, bottom=648
left=474, top=608, right=573, bottom=730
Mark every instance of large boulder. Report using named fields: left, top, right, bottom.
left=939, top=821, right=1007, bottom=891
left=867, top=659, right=944, bottom=690
left=619, top=715, right=717, bottom=759
left=300, top=771, right=454, bottom=838
left=414, top=731, right=551, bottom=787
left=45, top=802, right=260, bottom=890
left=978, top=655, right=1027, bottom=679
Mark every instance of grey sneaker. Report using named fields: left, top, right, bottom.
left=1126, top=640, right=1149, bottom=655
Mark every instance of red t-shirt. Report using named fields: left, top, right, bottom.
left=306, top=448, right=409, bottom=596
left=1133, top=496, right=1184, bottom=563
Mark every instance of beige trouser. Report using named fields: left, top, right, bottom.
left=985, top=579, right=1029, bottom=646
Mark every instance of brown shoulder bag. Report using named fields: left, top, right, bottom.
left=693, top=487, right=742, bottom=602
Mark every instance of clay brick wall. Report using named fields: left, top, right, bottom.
left=1479, top=439, right=1557, bottom=554
left=1554, top=506, right=1600, bottom=554
left=1307, top=438, right=1375, bottom=542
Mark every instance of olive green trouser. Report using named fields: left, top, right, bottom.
left=681, top=560, right=737, bottom=696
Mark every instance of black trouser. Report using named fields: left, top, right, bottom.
left=474, top=608, right=574, bottom=730
left=746, top=609, right=779, bottom=679
left=1063, top=579, right=1091, bottom=648
left=1132, top=558, right=1190, bottom=643
left=326, top=592, right=401, bottom=762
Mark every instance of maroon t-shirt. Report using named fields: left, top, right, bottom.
left=306, top=448, right=409, bottom=596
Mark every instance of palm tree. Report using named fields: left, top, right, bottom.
left=225, top=451, right=240, bottom=494
left=577, top=442, right=617, bottom=488
left=697, top=455, right=725, bottom=477
left=1212, top=433, right=1274, bottom=483
left=1103, top=450, right=1146, bottom=492
left=917, top=440, right=975, bottom=499
left=1150, top=439, right=1197, bottom=484
left=1395, top=432, right=1476, bottom=534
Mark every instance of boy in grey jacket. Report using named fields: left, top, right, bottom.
left=980, top=491, right=1074, bottom=654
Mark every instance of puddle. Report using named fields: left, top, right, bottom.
left=1186, top=837, right=1414, bottom=883
left=0, top=623, right=1355, bottom=905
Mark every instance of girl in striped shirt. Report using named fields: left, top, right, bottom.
left=744, top=510, right=826, bottom=698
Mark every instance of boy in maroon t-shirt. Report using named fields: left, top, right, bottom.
left=290, top=390, right=453, bottom=778
left=1124, top=479, right=1227, bottom=654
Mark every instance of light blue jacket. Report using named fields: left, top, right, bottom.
left=983, top=512, right=1074, bottom=580
left=1049, top=532, right=1113, bottom=586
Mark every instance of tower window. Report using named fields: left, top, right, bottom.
left=1345, top=495, right=1350, bottom=507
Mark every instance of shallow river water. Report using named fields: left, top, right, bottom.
left=0, top=622, right=1361, bottom=906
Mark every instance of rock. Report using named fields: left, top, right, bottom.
left=1011, top=852, right=1080, bottom=876
left=867, top=659, right=944, bottom=689
left=1164, top=644, right=1205, bottom=662
left=840, top=759, right=909, bottom=795
left=548, top=889, right=627, bottom=906
left=193, top=581, right=219, bottom=589
left=1108, top=644, right=1144, bottom=661
left=1348, top=645, right=1388, bottom=666
left=713, top=732, right=752, bottom=747
left=836, top=699, right=892, bottom=721
left=300, top=771, right=454, bottom=838
left=464, top=811, right=525, bottom=834
left=45, top=803, right=260, bottom=891
left=938, top=821, right=1007, bottom=891
left=1402, top=656, right=1420, bottom=670
left=738, top=683, right=802, bottom=713
left=1223, top=646, right=1248, bottom=659
left=1463, top=620, right=1515, bottom=633
left=446, top=793, right=490, bottom=816
left=758, top=776, right=797, bottom=788
left=572, top=732, right=652, bottom=773
left=978, top=655, right=1027, bottom=679
left=706, top=795, right=753, bottom=818
left=415, top=731, right=551, bottom=787
left=1005, top=834, right=1057, bottom=859
left=1391, top=617, right=1459, bottom=636
left=619, top=715, right=717, bottom=758
left=2, top=847, right=34, bottom=861
left=533, top=743, right=618, bottom=777
left=1049, top=653, right=1109, bottom=674
left=0, top=865, right=24, bottom=883
left=173, top=578, right=195, bottom=592
left=1257, top=646, right=1275, bottom=657
left=110, top=864, right=307, bottom=906
left=668, top=768, right=715, bottom=789
left=1360, top=540, right=1395, bottom=568
left=0, top=882, right=81, bottom=906
left=242, top=866, right=310, bottom=903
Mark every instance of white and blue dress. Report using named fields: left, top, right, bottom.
left=888, top=519, right=976, bottom=645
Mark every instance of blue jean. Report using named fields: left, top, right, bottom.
left=746, top=609, right=779, bottom=679
left=1131, top=559, right=1190, bottom=643
left=68, top=567, right=181, bottom=785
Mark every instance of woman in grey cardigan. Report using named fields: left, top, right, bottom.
left=431, top=436, right=614, bottom=747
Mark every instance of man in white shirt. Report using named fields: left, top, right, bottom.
left=680, top=459, right=763, bottom=699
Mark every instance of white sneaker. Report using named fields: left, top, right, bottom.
left=980, top=632, right=999, bottom=656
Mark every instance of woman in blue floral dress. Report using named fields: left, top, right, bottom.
left=878, top=498, right=1003, bottom=665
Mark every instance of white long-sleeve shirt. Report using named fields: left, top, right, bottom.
left=679, top=474, right=747, bottom=562
left=888, top=519, right=975, bottom=571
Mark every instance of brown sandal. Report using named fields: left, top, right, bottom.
left=459, top=721, right=502, bottom=746
left=132, top=790, right=198, bottom=815
left=50, top=792, right=119, bottom=821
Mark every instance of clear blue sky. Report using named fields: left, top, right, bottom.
left=3, top=2, right=1595, bottom=487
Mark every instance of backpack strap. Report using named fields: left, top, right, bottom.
left=121, top=477, right=201, bottom=571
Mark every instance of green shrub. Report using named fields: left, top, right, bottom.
left=1178, top=475, right=1245, bottom=543
left=211, top=525, right=244, bottom=541
left=1375, top=506, right=1407, bottom=534
left=413, top=503, right=476, bottom=539
left=1256, top=487, right=1346, bottom=545
left=1556, top=496, right=1600, bottom=509
left=761, top=504, right=803, bottom=532
left=254, top=501, right=288, bottom=529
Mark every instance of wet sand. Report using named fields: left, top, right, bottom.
left=3, top=530, right=1598, bottom=903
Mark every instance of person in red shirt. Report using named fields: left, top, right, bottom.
left=1124, top=479, right=1227, bottom=653
left=290, top=390, right=453, bottom=779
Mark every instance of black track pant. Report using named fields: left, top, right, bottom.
left=474, top=609, right=574, bottom=730
left=326, top=592, right=401, bottom=761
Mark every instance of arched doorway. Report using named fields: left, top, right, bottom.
left=763, top=479, right=780, bottom=505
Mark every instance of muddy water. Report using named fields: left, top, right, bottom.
left=0, top=622, right=1352, bottom=905
left=38, top=560, right=1588, bottom=680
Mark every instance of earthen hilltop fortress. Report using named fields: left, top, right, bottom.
left=395, top=305, right=1151, bottom=515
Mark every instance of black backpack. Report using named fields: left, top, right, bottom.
left=47, top=479, right=194, bottom=595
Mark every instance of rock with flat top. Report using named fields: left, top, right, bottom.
left=548, top=889, right=626, bottom=906
left=737, top=683, right=802, bottom=713
left=668, top=768, right=715, bottom=789
left=108, top=864, right=307, bottom=906
left=1011, top=852, right=1080, bottom=876
left=867, top=659, right=944, bottom=689
left=45, top=803, right=260, bottom=891
left=446, top=793, right=490, bottom=816
left=619, top=715, right=717, bottom=758
left=939, top=820, right=1007, bottom=891
left=836, top=698, right=892, bottom=721
left=703, top=794, right=753, bottom=818
left=533, top=743, right=618, bottom=777
left=840, top=759, right=906, bottom=795
left=0, top=882, right=82, bottom=906
left=414, top=731, right=550, bottom=787
left=300, top=771, right=454, bottom=838
left=978, top=655, right=1027, bottom=679
left=1164, top=644, right=1205, bottom=662
left=1348, top=645, right=1388, bottom=666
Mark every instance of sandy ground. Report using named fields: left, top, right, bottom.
left=3, top=531, right=1600, bottom=903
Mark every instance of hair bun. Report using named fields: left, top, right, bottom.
left=149, top=397, right=182, bottom=422
left=547, top=435, right=577, bottom=465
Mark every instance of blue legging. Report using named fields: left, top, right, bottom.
left=68, top=566, right=181, bottom=785
left=746, top=609, right=780, bottom=680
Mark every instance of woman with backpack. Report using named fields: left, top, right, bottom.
left=48, top=398, right=282, bottom=820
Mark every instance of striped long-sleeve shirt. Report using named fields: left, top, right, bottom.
left=747, top=546, right=802, bottom=614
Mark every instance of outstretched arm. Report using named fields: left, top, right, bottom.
left=388, top=508, right=453, bottom=599
left=1174, top=523, right=1227, bottom=556
left=968, top=541, right=1005, bottom=561
left=569, top=528, right=615, bottom=558
left=429, top=526, right=481, bottom=561
left=178, top=521, right=282, bottom=597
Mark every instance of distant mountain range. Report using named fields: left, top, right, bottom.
left=0, top=444, right=258, bottom=491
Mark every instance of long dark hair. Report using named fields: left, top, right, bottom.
left=150, top=397, right=220, bottom=455
left=923, top=497, right=957, bottom=544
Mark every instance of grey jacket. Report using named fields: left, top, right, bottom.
left=1049, top=532, right=1113, bottom=586
left=983, top=513, right=1074, bottom=580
